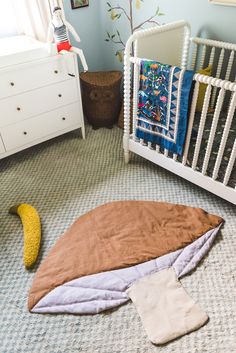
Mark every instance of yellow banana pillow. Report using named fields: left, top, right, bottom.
left=9, top=204, right=41, bottom=268
left=196, top=65, right=212, bottom=112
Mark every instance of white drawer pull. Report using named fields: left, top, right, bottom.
left=23, top=131, right=27, bottom=135
left=10, top=82, right=15, bottom=86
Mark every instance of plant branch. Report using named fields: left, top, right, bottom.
left=117, top=31, right=126, bottom=47
left=129, top=0, right=133, bottom=33
left=133, top=14, right=160, bottom=32
left=109, top=37, right=125, bottom=48
left=105, top=30, right=126, bottom=47
left=110, top=5, right=130, bottom=21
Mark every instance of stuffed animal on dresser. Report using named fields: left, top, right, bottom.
left=47, top=6, right=88, bottom=72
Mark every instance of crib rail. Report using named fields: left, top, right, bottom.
left=123, top=23, right=236, bottom=204
left=190, top=37, right=236, bottom=73
left=190, top=37, right=236, bottom=109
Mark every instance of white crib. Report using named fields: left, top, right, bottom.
left=123, top=20, right=236, bottom=205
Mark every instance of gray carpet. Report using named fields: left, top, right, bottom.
left=0, top=126, right=235, bottom=353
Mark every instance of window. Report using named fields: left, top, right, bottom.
left=0, top=2, right=18, bottom=38
left=0, top=0, right=62, bottom=42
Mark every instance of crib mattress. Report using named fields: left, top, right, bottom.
left=187, top=111, right=236, bottom=188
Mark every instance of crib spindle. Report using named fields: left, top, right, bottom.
left=202, top=88, right=226, bottom=175
left=208, top=46, right=216, bottom=67
left=132, top=44, right=140, bottom=138
left=156, top=145, right=160, bottom=153
left=192, top=84, right=212, bottom=170
left=182, top=82, right=200, bottom=166
left=225, top=50, right=235, bottom=81
left=123, top=52, right=132, bottom=164
left=181, top=26, right=190, bottom=69
left=164, top=149, right=169, bottom=157
left=211, top=49, right=225, bottom=109
left=199, top=45, right=207, bottom=70
left=212, top=91, right=236, bottom=180
left=191, top=43, right=198, bottom=71
left=223, top=139, right=236, bottom=186
left=173, top=154, right=177, bottom=161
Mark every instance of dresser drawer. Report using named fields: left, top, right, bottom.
left=0, top=79, right=78, bottom=127
left=0, top=54, right=75, bottom=100
left=1, top=103, right=81, bottom=151
left=0, top=135, right=6, bottom=154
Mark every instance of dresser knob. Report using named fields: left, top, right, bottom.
left=23, top=131, right=27, bottom=135
left=17, top=107, right=21, bottom=111
left=58, top=94, right=62, bottom=97
left=54, top=70, right=58, bottom=74
left=10, top=82, right=15, bottom=86
left=62, top=117, right=66, bottom=121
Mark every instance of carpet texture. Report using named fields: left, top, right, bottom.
left=0, top=126, right=235, bottom=353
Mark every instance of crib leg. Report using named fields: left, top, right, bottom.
left=81, top=125, right=85, bottom=140
left=124, top=150, right=130, bottom=164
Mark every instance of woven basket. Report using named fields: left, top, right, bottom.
left=80, top=71, right=122, bottom=129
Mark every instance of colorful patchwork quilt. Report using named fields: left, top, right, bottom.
left=28, top=201, right=223, bottom=344
left=136, top=60, right=194, bottom=155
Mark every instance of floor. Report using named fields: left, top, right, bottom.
left=0, top=126, right=235, bottom=353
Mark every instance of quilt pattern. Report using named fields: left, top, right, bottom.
left=136, top=60, right=194, bottom=155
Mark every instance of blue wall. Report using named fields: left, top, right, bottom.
left=158, top=0, right=236, bottom=43
left=65, top=0, right=236, bottom=71
left=63, top=0, right=105, bottom=71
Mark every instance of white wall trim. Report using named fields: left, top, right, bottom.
left=209, top=0, right=236, bottom=6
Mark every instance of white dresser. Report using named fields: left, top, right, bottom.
left=0, top=41, right=85, bottom=159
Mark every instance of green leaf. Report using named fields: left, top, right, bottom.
left=115, top=50, right=123, bottom=63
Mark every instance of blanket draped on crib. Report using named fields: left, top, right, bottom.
left=136, top=60, right=194, bottom=155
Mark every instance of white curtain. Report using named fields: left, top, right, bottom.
left=0, top=2, right=18, bottom=38
left=11, top=0, right=63, bottom=42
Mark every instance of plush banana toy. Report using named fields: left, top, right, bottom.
left=9, top=204, right=41, bottom=268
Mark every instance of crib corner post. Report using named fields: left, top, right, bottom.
left=124, top=150, right=130, bottom=164
left=123, top=38, right=133, bottom=165
left=123, top=52, right=131, bottom=164
left=123, top=114, right=130, bottom=164
left=181, top=23, right=191, bottom=69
